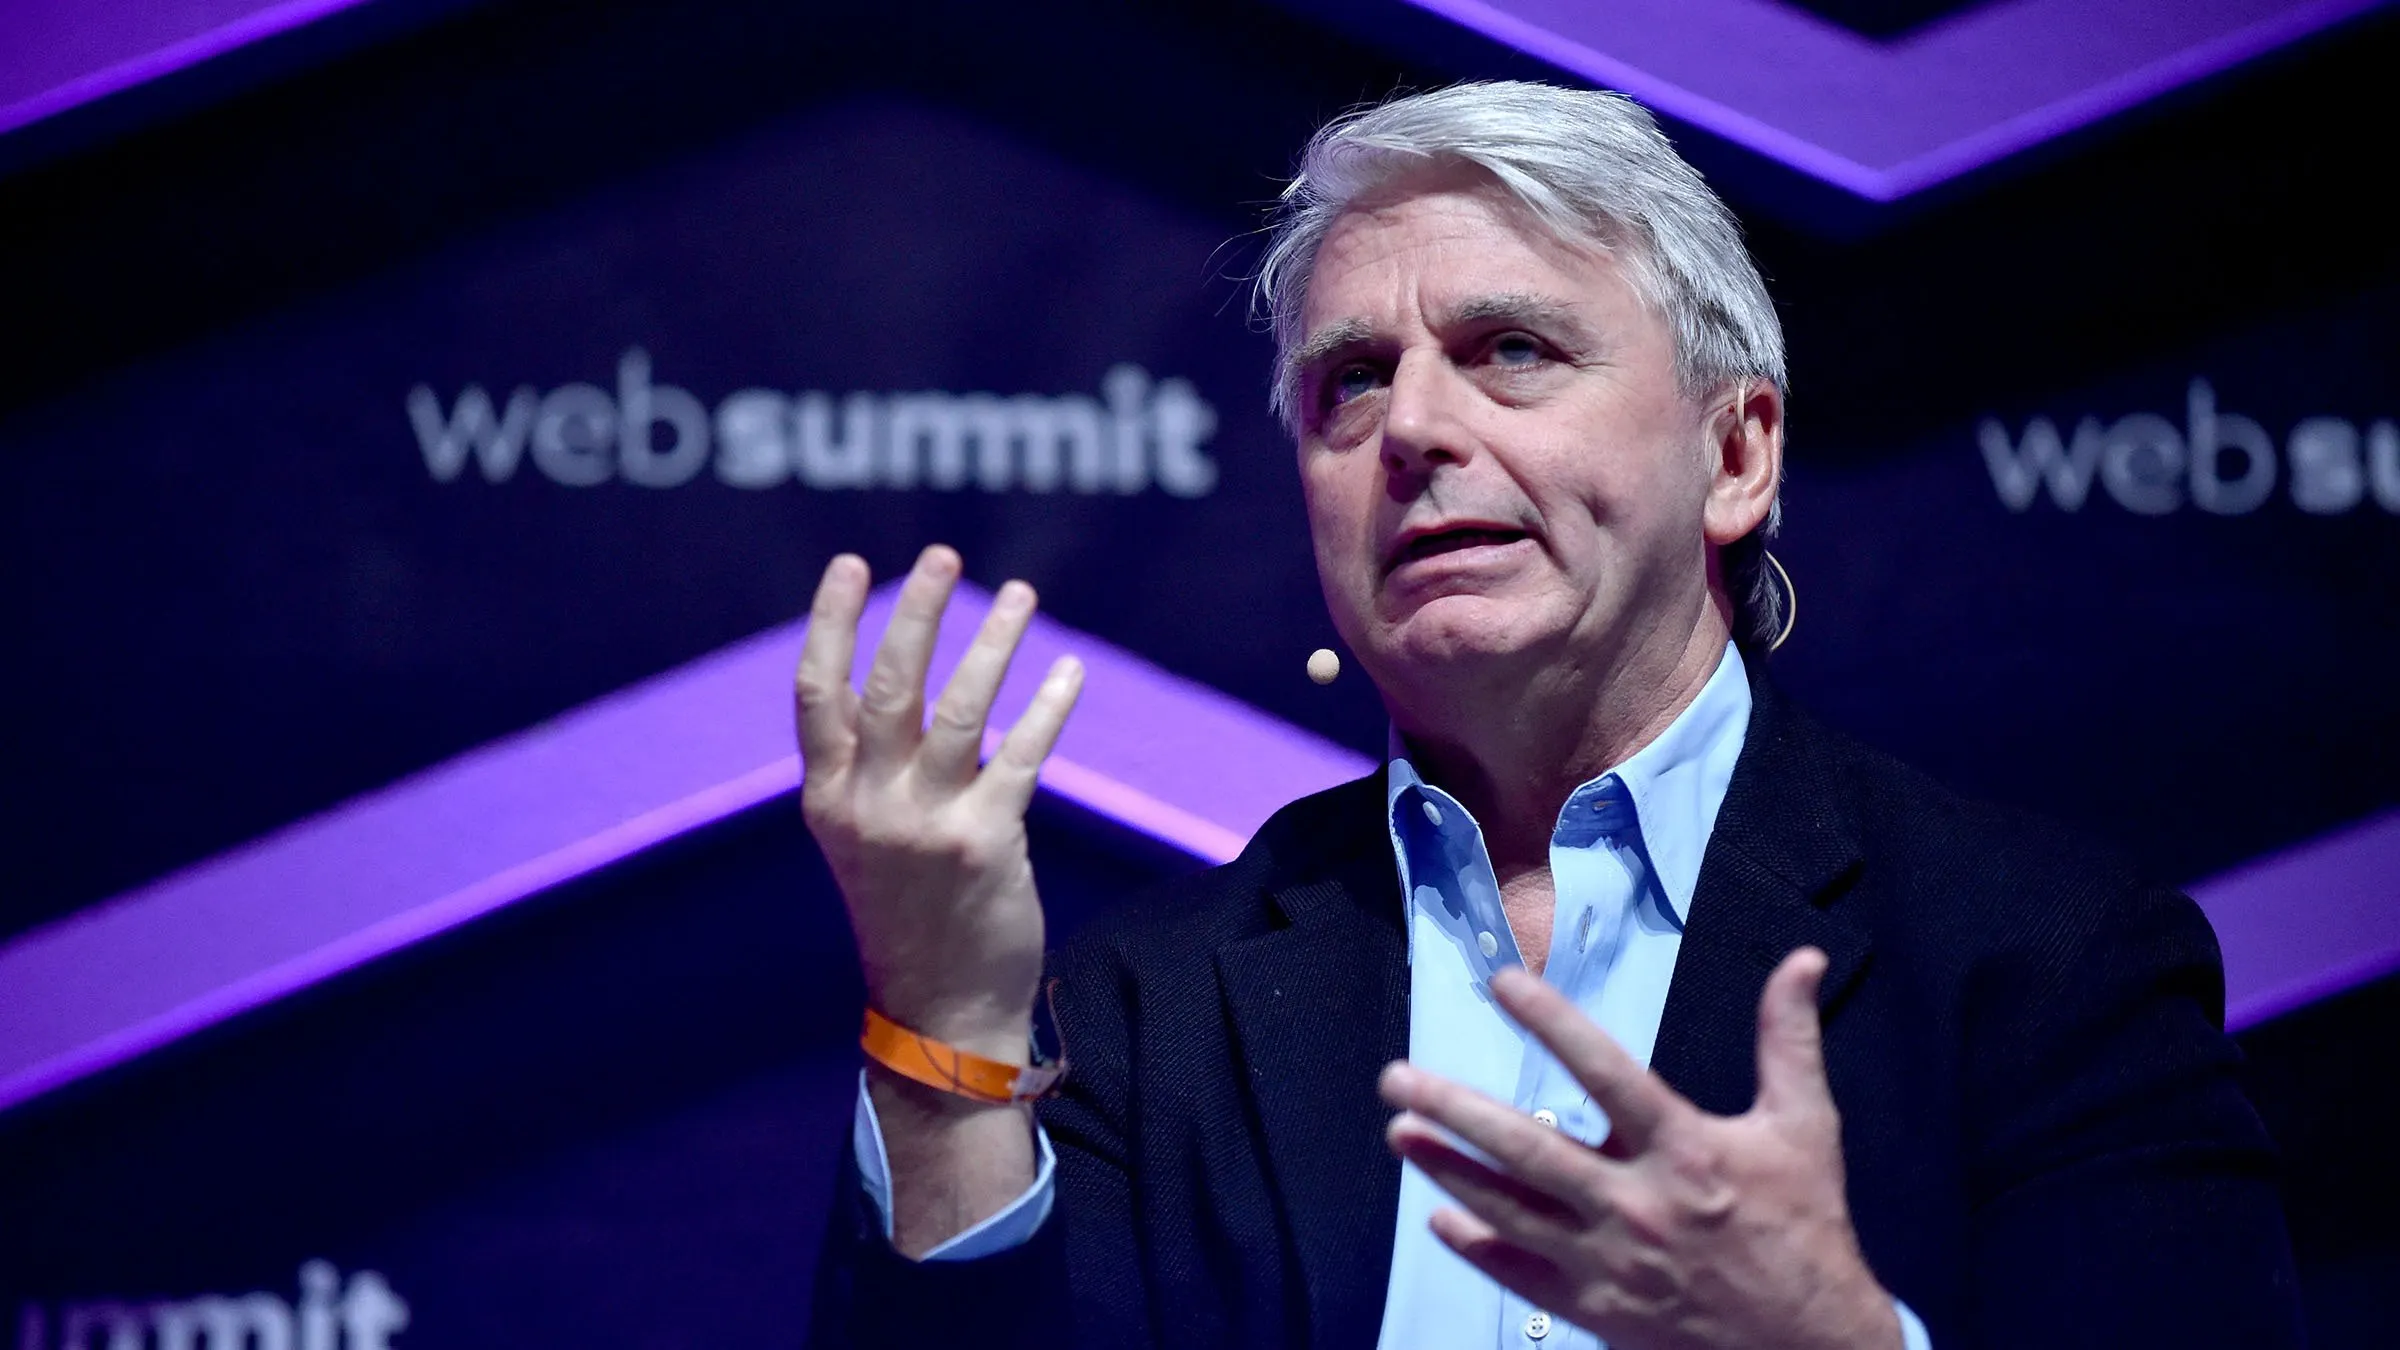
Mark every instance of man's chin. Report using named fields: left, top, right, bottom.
left=1378, top=605, right=1551, bottom=672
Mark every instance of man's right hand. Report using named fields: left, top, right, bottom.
left=796, top=544, right=1084, bottom=1065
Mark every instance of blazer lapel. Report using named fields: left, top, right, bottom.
left=1652, top=676, right=1873, bottom=1117
left=1216, top=793, right=1409, bottom=1350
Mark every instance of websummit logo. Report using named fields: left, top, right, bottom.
left=408, top=349, right=1221, bottom=498
left=1977, top=380, right=2400, bottom=516
left=14, top=1261, right=407, bottom=1350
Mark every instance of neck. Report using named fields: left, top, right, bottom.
left=1391, top=609, right=1731, bottom=874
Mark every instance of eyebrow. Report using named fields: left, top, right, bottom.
left=1442, top=292, right=1595, bottom=343
left=1284, top=291, right=1597, bottom=386
left=1285, top=317, right=1376, bottom=383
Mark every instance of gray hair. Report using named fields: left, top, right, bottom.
left=1254, top=80, right=1789, bottom=651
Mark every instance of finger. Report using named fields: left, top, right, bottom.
left=1425, top=1209, right=1575, bottom=1314
left=975, top=654, right=1084, bottom=814
left=1387, top=1110, right=1586, bottom=1255
left=1490, top=967, right=1686, bottom=1157
left=1753, top=946, right=1833, bottom=1120
left=855, top=544, right=962, bottom=762
left=1380, top=1062, right=1610, bottom=1217
left=795, top=554, right=869, bottom=780
left=920, top=579, right=1037, bottom=783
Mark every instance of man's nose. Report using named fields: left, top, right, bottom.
left=1378, top=349, right=1477, bottom=480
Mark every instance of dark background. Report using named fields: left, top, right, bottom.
left=1, top=0, right=2394, bottom=1342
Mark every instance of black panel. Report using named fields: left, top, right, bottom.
left=2240, top=974, right=2400, bottom=1347
left=0, top=791, right=1199, bottom=1331
left=1777, top=0, right=1990, bottom=39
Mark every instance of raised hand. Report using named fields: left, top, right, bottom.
left=1378, top=949, right=1904, bottom=1350
left=795, top=544, right=1084, bottom=1066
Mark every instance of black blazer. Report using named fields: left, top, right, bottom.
left=809, top=676, right=2304, bottom=1349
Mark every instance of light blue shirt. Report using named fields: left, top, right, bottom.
left=854, top=642, right=1928, bottom=1350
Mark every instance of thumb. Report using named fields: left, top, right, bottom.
left=1753, top=946, right=1833, bottom=1121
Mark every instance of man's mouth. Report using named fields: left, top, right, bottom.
left=1388, top=526, right=1532, bottom=571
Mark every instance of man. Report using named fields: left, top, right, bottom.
left=798, top=82, right=2302, bottom=1349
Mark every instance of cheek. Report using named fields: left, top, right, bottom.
left=1299, top=456, right=1373, bottom=571
left=1298, top=456, right=1389, bottom=648
left=1530, top=420, right=1709, bottom=543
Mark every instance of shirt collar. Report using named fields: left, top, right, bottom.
left=1384, top=642, right=1752, bottom=930
left=1601, top=643, right=1751, bottom=925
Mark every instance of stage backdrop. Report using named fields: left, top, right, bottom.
left=1, top=0, right=2394, bottom=1342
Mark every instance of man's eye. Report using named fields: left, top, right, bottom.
left=1489, top=333, right=1545, bottom=366
left=1330, top=365, right=1382, bottom=405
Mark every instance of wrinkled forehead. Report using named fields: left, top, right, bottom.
left=1295, top=173, right=1639, bottom=347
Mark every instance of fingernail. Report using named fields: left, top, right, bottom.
left=997, top=580, right=1033, bottom=611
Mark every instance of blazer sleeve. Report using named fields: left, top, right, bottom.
left=1959, top=879, right=2306, bottom=1348
left=804, top=936, right=1151, bottom=1350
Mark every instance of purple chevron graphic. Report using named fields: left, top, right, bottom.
left=0, top=583, right=2393, bottom=1117
left=0, top=583, right=1373, bottom=1116
left=0, top=0, right=380, bottom=141
left=4, top=0, right=2383, bottom=201
left=1409, top=0, right=2391, bottom=199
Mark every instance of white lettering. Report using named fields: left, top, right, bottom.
left=24, top=1263, right=408, bottom=1350
left=2100, top=412, right=2184, bottom=515
left=55, top=1304, right=138, bottom=1350
left=1980, top=382, right=2399, bottom=517
left=296, top=1262, right=337, bottom=1350
left=337, top=1272, right=408, bottom=1350
left=883, top=393, right=967, bottom=490
left=1977, top=415, right=2102, bottom=512
left=1102, top=364, right=1150, bottom=494
left=406, top=384, right=536, bottom=483
left=998, top=393, right=1106, bottom=492
left=793, top=392, right=878, bottom=489
left=714, top=390, right=792, bottom=489
left=150, top=1295, right=291, bottom=1350
left=617, top=348, right=710, bottom=488
left=2187, top=380, right=2276, bottom=514
left=531, top=383, right=616, bottom=486
left=2372, top=420, right=2400, bottom=512
left=2288, top=416, right=2362, bottom=514
left=1149, top=376, right=1220, bottom=498
left=415, top=352, right=1220, bottom=498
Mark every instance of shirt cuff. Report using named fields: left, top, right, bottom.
left=852, top=1069, right=1057, bottom=1261
left=1895, top=1297, right=1933, bottom=1350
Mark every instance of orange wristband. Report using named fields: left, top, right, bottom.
left=861, top=1006, right=1067, bottom=1104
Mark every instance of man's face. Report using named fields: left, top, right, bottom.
left=1292, top=170, right=1720, bottom=699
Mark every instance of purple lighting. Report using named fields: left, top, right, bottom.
left=2192, top=808, right=2400, bottom=1031
left=0, top=0, right=382, bottom=141
left=2, top=0, right=2383, bottom=203
left=0, top=583, right=1372, bottom=1117
left=1406, top=0, right=2390, bottom=199
left=0, top=579, right=2389, bottom=1118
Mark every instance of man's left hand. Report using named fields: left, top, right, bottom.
left=1379, top=947, right=1903, bottom=1350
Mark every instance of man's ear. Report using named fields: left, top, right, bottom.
left=1702, top=380, right=1783, bottom=547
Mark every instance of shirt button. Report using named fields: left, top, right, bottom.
left=1524, top=1311, right=1552, bottom=1340
left=1421, top=799, right=1444, bottom=826
left=1476, top=930, right=1499, bottom=959
left=1531, top=1108, right=1559, bottom=1128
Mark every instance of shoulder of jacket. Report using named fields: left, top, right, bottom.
left=1780, top=707, right=2155, bottom=950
